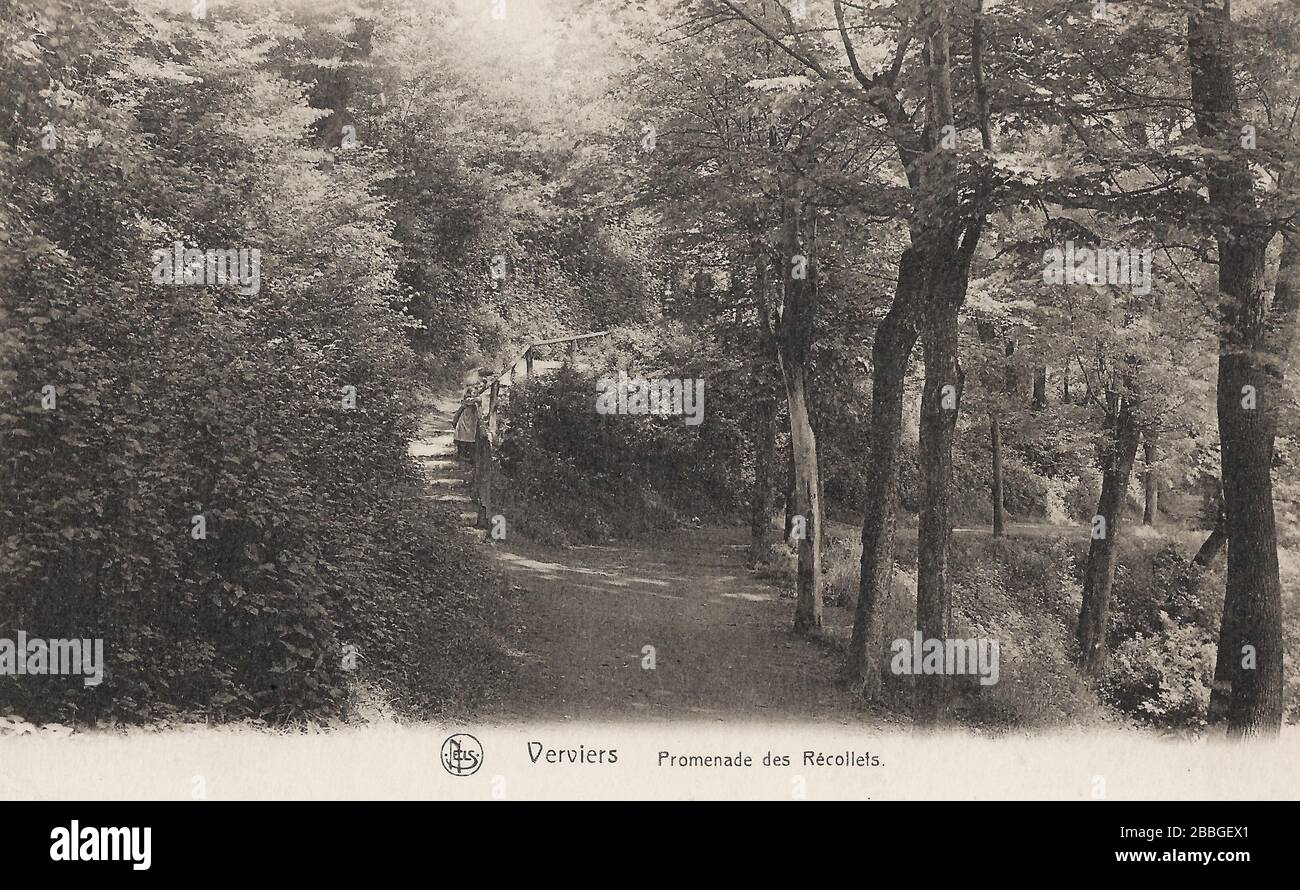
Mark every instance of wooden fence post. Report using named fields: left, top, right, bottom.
left=474, top=383, right=498, bottom=531
left=474, top=432, right=492, bottom=530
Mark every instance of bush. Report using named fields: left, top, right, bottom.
left=1087, top=540, right=1222, bottom=728
left=1002, top=460, right=1051, bottom=519
left=819, top=530, right=1237, bottom=731
left=494, top=348, right=748, bottom=542
left=1102, top=616, right=1216, bottom=728
left=835, top=535, right=1104, bottom=728
left=822, top=535, right=862, bottom=609
left=895, top=438, right=1050, bottom=524
left=944, top=537, right=1104, bottom=729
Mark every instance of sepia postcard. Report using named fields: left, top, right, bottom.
left=1, top=0, right=1297, bottom=871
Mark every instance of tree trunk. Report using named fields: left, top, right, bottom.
left=784, top=435, right=796, bottom=539
left=474, top=429, right=493, bottom=531
left=750, top=373, right=777, bottom=567
left=813, top=395, right=827, bottom=535
left=975, top=323, right=1011, bottom=538
left=915, top=291, right=963, bottom=724
left=846, top=245, right=924, bottom=697
left=909, top=0, right=972, bottom=727
left=990, top=414, right=1005, bottom=536
left=912, top=0, right=980, bottom=725
left=775, top=195, right=822, bottom=635
left=1142, top=441, right=1158, bottom=525
left=749, top=257, right=778, bottom=568
left=1032, top=366, right=1048, bottom=409
left=1189, top=0, right=1286, bottom=735
left=1193, top=510, right=1227, bottom=567
left=783, top=364, right=823, bottom=634
left=1076, top=391, right=1141, bottom=677
left=1205, top=236, right=1290, bottom=732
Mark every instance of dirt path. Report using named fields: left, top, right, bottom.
left=410, top=392, right=882, bottom=724
left=486, top=530, right=884, bottom=723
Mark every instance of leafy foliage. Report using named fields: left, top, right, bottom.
left=0, top=0, right=510, bottom=724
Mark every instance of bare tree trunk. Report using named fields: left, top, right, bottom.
left=974, top=322, right=1010, bottom=538
left=1189, top=0, right=1287, bottom=735
left=775, top=195, right=822, bottom=635
left=784, top=433, right=795, bottom=539
left=916, top=291, right=963, bottom=724
left=846, top=246, right=924, bottom=697
left=1077, top=390, right=1141, bottom=677
left=1194, top=513, right=1228, bottom=567
left=990, top=415, right=1005, bottom=536
left=1142, top=441, right=1158, bottom=525
left=749, top=257, right=778, bottom=567
left=474, top=430, right=493, bottom=531
left=750, top=374, right=778, bottom=567
left=1032, top=366, right=1048, bottom=409
left=813, top=396, right=827, bottom=535
left=1205, top=232, right=1295, bottom=731
left=783, top=365, right=823, bottom=633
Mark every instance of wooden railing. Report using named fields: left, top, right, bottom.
left=489, top=330, right=611, bottom=389
left=472, top=331, right=609, bottom=529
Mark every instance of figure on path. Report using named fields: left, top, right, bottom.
left=452, top=376, right=484, bottom=461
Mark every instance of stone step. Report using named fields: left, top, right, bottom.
left=423, top=467, right=470, bottom=480
left=418, top=459, right=459, bottom=471
left=409, top=440, right=455, bottom=458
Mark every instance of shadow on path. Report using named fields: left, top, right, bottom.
left=484, top=528, right=882, bottom=724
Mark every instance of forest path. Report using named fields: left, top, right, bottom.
left=482, top=528, right=879, bottom=723
left=411, top=391, right=881, bottom=724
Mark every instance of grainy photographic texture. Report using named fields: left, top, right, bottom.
left=1, top=0, right=1299, bottom=811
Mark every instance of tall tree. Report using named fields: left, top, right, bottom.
left=1187, top=0, right=1288, bottom=735
left=1077, top=373, right=1142, bottom=676
left=749, top=254, right=781, bottom=566
left=774, top=181, right=825, bottom=632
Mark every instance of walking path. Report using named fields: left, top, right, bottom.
left=410, top=391, right=883, bottom=724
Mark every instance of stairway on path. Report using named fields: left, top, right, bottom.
left=408, top=392, right=481, bottom=532
left=408, top=360, right=574, bottom=536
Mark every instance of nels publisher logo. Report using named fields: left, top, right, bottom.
left=441, top=733, right=483, bottom=777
